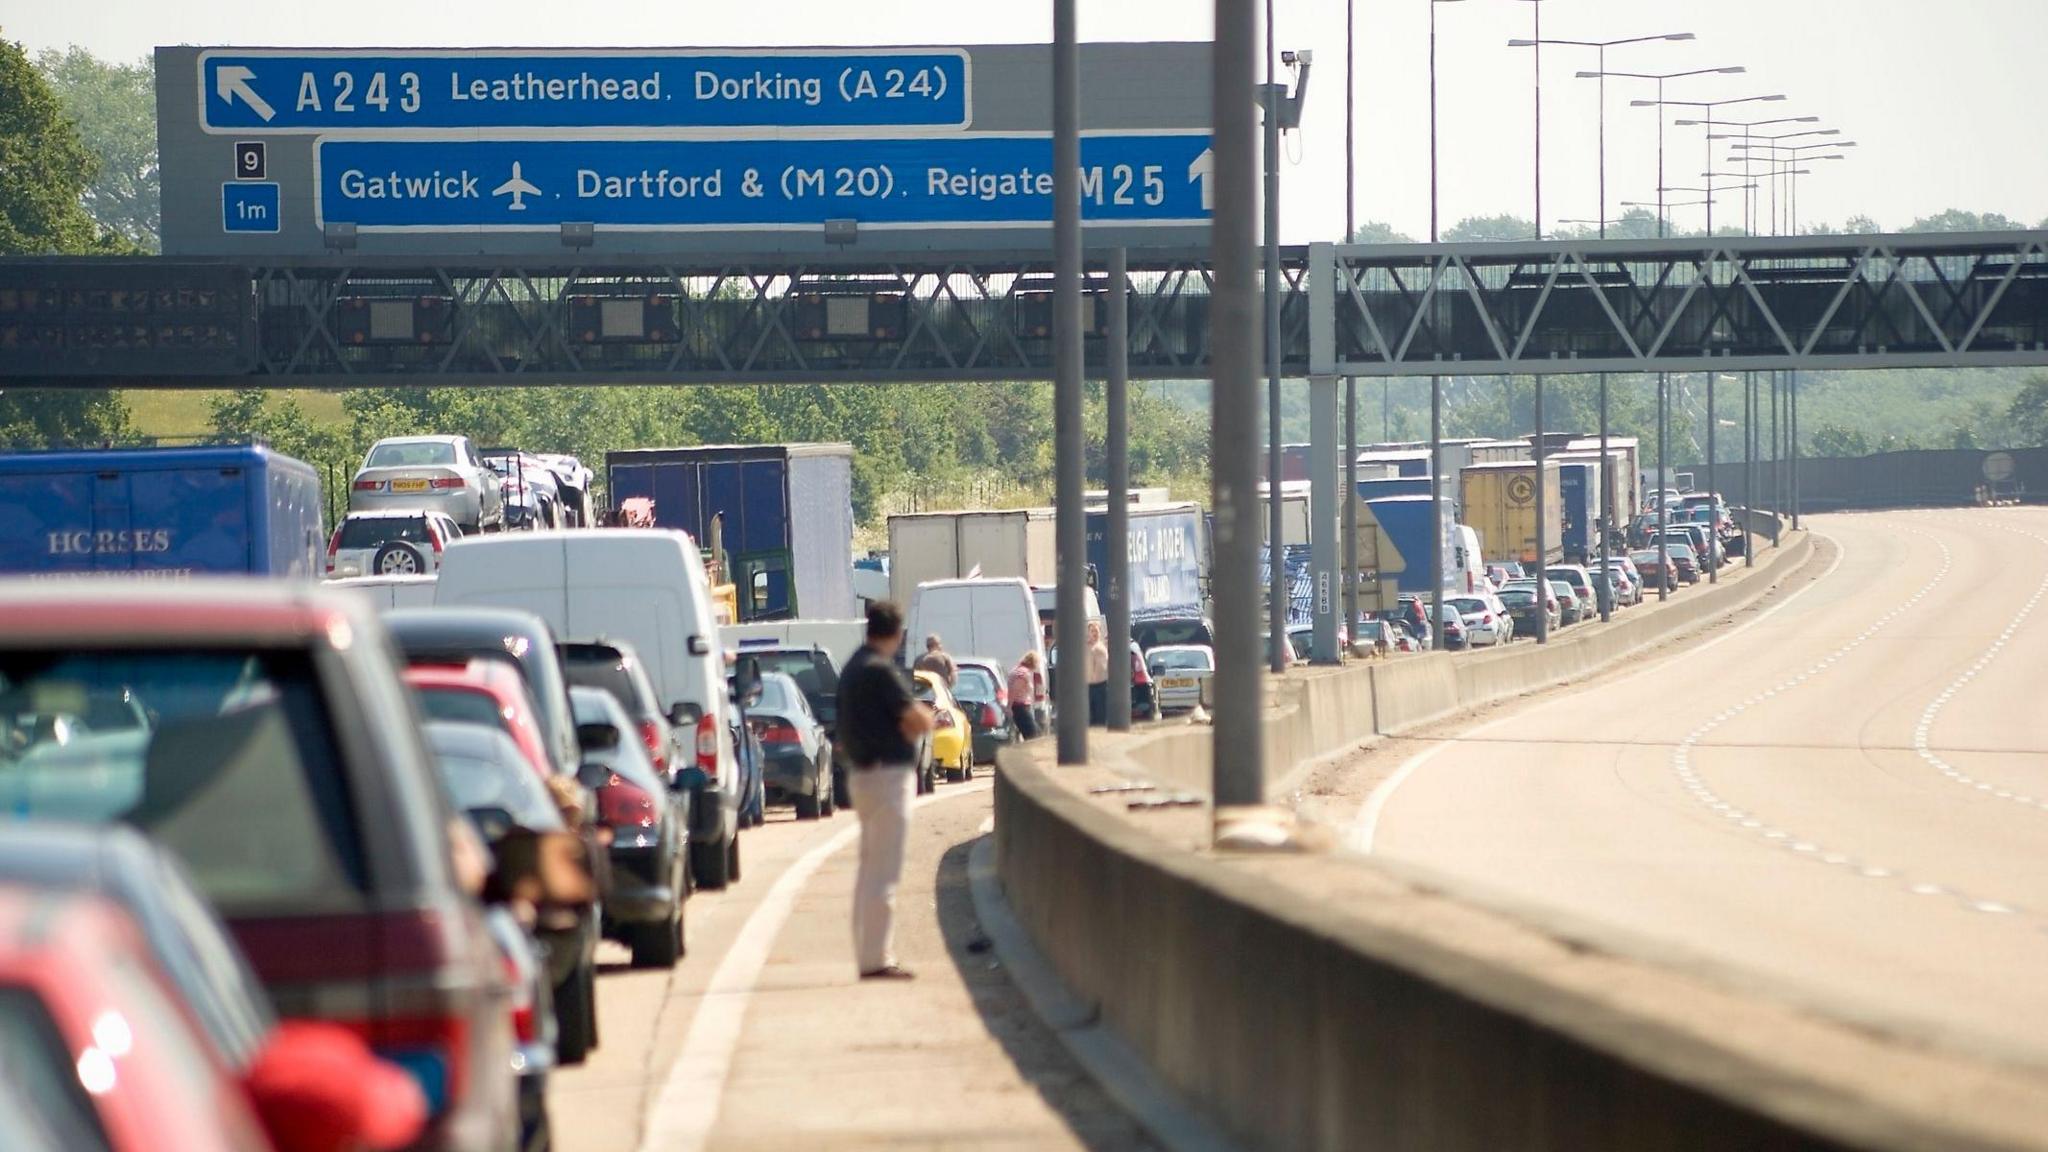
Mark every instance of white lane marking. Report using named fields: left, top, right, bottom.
left=1350, top=526, right=1847, bottom=854
left=1910, top=524, right=2048, bottom=810
left=638, top=781, right=993, bottom=1152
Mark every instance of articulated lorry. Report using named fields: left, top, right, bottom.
left=1085, top=501, right=1205, bottom=619
left=0, top=445, right=323, bottom=578
left=1460, top=459, right=1564, bottom=566
left=607, top=443, right=855, bottom=622
left=1557, top=460, right=1604, bottom=564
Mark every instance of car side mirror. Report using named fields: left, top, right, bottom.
left=669, top=701, right=702, bottom=727
left=732, top=656, right=762, bottom=705
left=243, top=1020, right=427, bottom=1152
left=576, top=760, right=612, bottom=790
left=576, top=720, right=620, bottom=753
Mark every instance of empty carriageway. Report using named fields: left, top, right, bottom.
left=1355, top=506, right=2048, bottom=1069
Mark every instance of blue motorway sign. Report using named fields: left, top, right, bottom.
left=199, top=49, right=969, bottom=132
left=314, top=134, right=1213, bottom=231
left=221, top=182, right=280, bottom=232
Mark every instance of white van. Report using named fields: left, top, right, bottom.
left=434, top=529, right=741, bottom=883
left=912, top=578, right=1046, bottom=670
left=1451, top=525, right=1486, bottom=594
left=1032, top=584, right=1102, bottom=626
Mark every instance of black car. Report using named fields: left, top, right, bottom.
left=732, top=643, right=844, bottom=801
left=741, top=672, right=837, bottom=818
left=569, top=686, right=690, bottom=969
left=559, top=640, right=685, bottom=782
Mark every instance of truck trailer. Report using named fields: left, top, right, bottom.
left=0, top=445, right=324, bottom=578
left=1085, top=501, right=1206, bottom=620
left=886, top=508, right=1057, bottom=606
left=1460, top=459, right=1565, bottom=566
left=607, top=443, right=856, bottom=622
left=1557, top=460, right=1604, bottom=564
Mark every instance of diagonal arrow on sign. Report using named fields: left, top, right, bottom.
left=1187, top=147, right=1214, bottom=211
left=216, top=66, right=275, bottom=122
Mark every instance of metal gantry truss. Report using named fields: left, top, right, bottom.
left=2, top=231, right=2045, bottom=386
left=1314, top=231, right=2048, bottom=377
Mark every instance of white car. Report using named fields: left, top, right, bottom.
left=325, top=510, right=462, bottom=577
left=348, top=435, right=504, bottom=534
left=1446, top=595, right=1509, bottom=647
left=1145, top=644, right=1214, bottom=712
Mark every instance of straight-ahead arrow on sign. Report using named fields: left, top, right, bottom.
left=216, top=65, right=276, bottom=122
left=1187, top=148, right=1214, bottom=211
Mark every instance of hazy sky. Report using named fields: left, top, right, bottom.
left=9, top=1, right=2044, bottom=242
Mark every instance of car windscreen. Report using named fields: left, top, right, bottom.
left=1149, top=648, right=1213, bottom=671
left=952, top=666, right=1000, bottom=702
left=0, top=649, right=366, bottom=912
left=0, top=986, right=114, bottom=1152
left=1498, top=589, right=1536, bottom=605
left=1448, top=599, right=1488, bottom=615
left=744, top=651, right=833, bottom=700
left=337, top=517, right=431, bottom=548
left=366, top=441, right=455, bottom=468
left=560, top=648, right=644, bottom=714
left=414, top=685, right=510, bottom=733
left=1134, top=619, right=1212, bottom=649
left=429, top=745, right=561, bottom=831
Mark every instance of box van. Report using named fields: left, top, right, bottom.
left=912, top=578, right=1046, bottom=671
left=432, top=530, right=741, bottom=886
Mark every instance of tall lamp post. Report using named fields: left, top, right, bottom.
left=1694, top=114, right=1819, bottom=232
left=1595, top=66, right=1745, bottom=237
left=1504, top=0, right=1550, bottom=239
left=1429, top=0, right=1468, bottom=244
left=1730, top=140, right=1854, bottom=233
left=1641, top=93, right=1786, bottom=234
left=1509, top=32, right=1693, bottom=240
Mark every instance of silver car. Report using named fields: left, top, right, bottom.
left=348, top=435, right=504, bottom=534
left=325, top=509, right=461, bottom=577
left=1145, top=644, right=1214, bottom=713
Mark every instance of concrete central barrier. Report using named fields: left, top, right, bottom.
left=991, top=533, right=2048, bottom=1151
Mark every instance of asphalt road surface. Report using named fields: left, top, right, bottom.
left=1356, top=507, right=2048, bottom=1069
left=549, top=772, right=1154, bottom=1152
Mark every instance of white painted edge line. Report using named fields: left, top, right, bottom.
left=966, top=836, right=1242, bottom=1152
left=637, top=780, right=992, bottom=1152
left=1349, top=532, right=1846, bottom=856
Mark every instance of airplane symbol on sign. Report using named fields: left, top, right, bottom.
left=492, top=162, right=542, bottom=210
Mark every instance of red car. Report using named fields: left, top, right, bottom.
left=0, top=884, right=422, bottom=1152
left=407, top=661, right=555, bottom=780
left=0, top=583, right=521, bottom=1151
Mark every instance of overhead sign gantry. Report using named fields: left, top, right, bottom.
left=156, top=43, right=1214, bottom=257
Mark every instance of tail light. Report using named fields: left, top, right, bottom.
left=352, top=479, right=381, bottom=491
left=325, top=526, right=341, bottom=573
left=500, top=949, right=537, bottom=1046
left=756, top=720, right=801, bottom=745
left=598, top=775, right=658, bottom=828
left=695, top=713, right=719, bottom=780
left=429, top=476, right=467, bottom=490
left=637, top=720, right=667, bottom=773
left=1131, top=652, right=1152, bottom=686
left=980, top=702, right=1003, bottom=728
left=428, top=525, right=445, bottom=556
left=994, top=683, right=1008, bottom=708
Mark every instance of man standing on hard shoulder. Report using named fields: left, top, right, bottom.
left=912, top=633, right=957, bottom=687
left=835, top=601, right=934, bottom=980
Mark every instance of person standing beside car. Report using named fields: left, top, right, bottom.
left=836, top=601, right=934, bottom=981
left=1007, top=653, right=1041, bottom=740
left=912, top=634, right=957, bottom=687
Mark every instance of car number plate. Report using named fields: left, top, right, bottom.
left=1162, top=677, right=1196, bottom=690
left=390, top=478, right=430, bottom=492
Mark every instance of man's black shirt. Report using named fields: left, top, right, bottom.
left=836, top=645, right=917, bottom=767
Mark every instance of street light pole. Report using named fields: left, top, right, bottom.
left=1344, top=0, right=1358, bottom=648
left=1210, top=0, right=1264, bottom=823
left=1602, top=66, right=1745, bottom=237
left=1264, top=0, right=1285, bottom=674
left=1052, top=0, right=1086, bottom=760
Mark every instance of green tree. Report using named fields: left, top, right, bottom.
left=1807, top=423, right=1870, bottom=458
left=36, top=47, right=157, bottom=250
left=1443, top=214, right=1537, bottom=243
left=1350, top=221, right=1415, bottom=244
left=0, top=34, right=131, bottom=446
left=0, top=35, right=109, bottom=254
left=2008, top=375, right=2048, bottom=448
left=1904, top=208, right=2026, bottom=234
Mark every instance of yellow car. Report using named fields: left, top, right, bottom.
left=915, top=670, right=974, bottom=786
